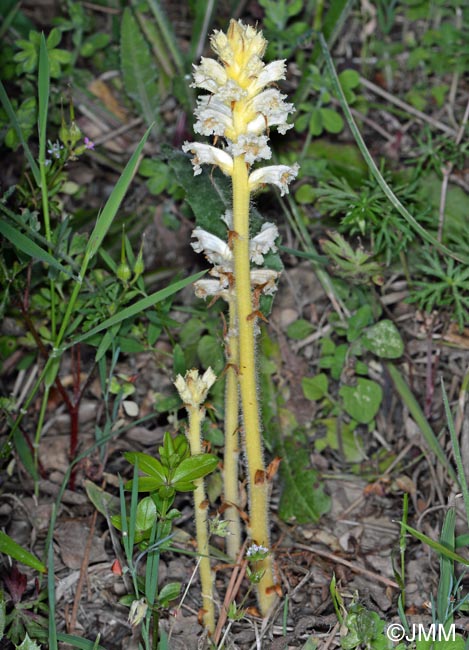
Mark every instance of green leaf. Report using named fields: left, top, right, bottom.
left=278, top=438, right=330, bottom=523
left=302, top=373, right=329, bottom=401
left=166, top=147, right=227, bottom=240
left=46, top=27, right=61, bottom=49
left=158, top=582, right=181, bottom=606
left=125, top=477, right=166, bottom=492
left=4, top=97, right=37, bottom=150
left=339, top=378, right=382, bottom=423
left=135, top=496, right=157, bottom=532
left=361, top=320, right=404, bottom=359
left=80, top=32, right=110, bottom=57
left=338, top=68, right=360, bottom=90
left=85, top=127, right=152, bottom=262
left=347, top=304, right=374, bottom=342
left=309, top=107, right=323, bottom=136
left=171, top=454, right=219, bottom=485
left=286, top=319, right=314, bottom=340
left=385, top=363, right=458, bottom=483
left=172, top=343, right=186, bottom=376
left=38, top=33, right=49, bottom=170
left=0, top=221, right=74, bottom=278
left=84, top=480, right=120, bottom=517
left=16, top=634, right=42, bottom=650
left=121, top=8, right=160, bottom=128
left=320, top=107, right=344, bottom=133
left=56, top=633, right=106, bottom=650
left=124, top=452, right=167, bottom=482
left=197, top=335, right=224, bottom=374
left=44, top=356, right=60, bottom=389
left=0, top=531, right=46, bottom=573
left=0, top=590, right=5, bottom=639
left=315, top=417, right=366, bottom=463
left=400, top=522, right=469, bottom=566
left=295, top=183, right=316, bottom=204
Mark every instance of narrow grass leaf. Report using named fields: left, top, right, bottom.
left=129, top=461, right=139, bottom=554
left=69, top=270, right=206, bottom=348
left=456, top=534, right=469, bottom=548
left=38, top=33, right=49, bottom=169
left=121, top=8, right=160, bottom=128
left=56, top=634, right=106, bottom=650
left=189, top=0, right=216, bottom=60
left=85, top=126, right=152, bottom=262
left=0, top=0, right=21, bottom=40
left=145, top=0, right=184, bottom=73
left=319, top=33, right=469, bottom=266
left=437, top=508, right=455, bottom=625
left=99, top=247, right=118, bottom=273
left=442, top=379, right=469, bottom=529
left=118, top=476, right=131, bottom=561
left=385, top=362, right=458, bottom=483
left=48, top=510, right=58, bottom=650
left=144, top=521, right=159, bottom=607
left=401, top=522, right=469, bottom=565
left=0, top=80, right=40, bottom=185
left=0, top=531, right=46, bottom=573
left=0, top=594, right=5, bottom=639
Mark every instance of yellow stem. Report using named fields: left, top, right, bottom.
left=232, top=155, right=277, bottom=616
left=224, top=299, right=241, bottom=559
left=187, top=407, right=215, bottom=634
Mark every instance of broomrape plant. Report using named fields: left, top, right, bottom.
left=183, top=19, right=298, bottom=618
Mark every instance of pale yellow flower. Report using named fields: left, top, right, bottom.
left=174, top=368, right=217, bottom=409
left=249, top=163, right=300, bottom=196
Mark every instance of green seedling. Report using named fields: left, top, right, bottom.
left=113, top=432, right=218, bottom=646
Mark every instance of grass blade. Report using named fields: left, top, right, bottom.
left=56, top=634, right=106, bottom=650
left=0, top=531, right=46, bottom=573
left=85, top=126, right=152, bottom=263
left=400, top=521, right=469, bottom=565
left=0, top=220, right=74, bottom=278
left=48, top=509, right=58, bottom=650
left=145, top=0, right=184, bottom=73
left=121, top=8, right=160, bottom=128
left=437, top=508, right=455, bottom=625
left=385, top=362, right=458, bottom=483
left=38, top=33, right=49, bottom=173
left=442, top=379, right=469, bottom=529
left=0, top=80, right=40, bottom=186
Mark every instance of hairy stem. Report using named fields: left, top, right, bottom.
left=232, top=155, right=276, bottom=615
left=224, top=299, right=241, bottom=558
left=187, top=406, right=215, bottom=634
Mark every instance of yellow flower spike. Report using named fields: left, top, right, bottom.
left=184, top=18, right=299, bottom=617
